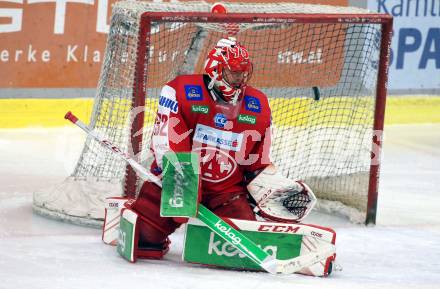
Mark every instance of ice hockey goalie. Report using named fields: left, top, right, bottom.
left=103, top=37, right=337, bottom=277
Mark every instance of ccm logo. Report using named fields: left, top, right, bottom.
left=108, top=202, right=119, bottom=208
left=311, top=231, right=323, bottom=238
left=258, top=225, right=300, bottom=233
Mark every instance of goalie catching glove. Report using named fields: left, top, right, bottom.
left=247, top=165, right=316, bottom=223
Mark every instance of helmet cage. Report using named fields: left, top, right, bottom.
left=222, top=61, right=253, bottom=90
left=204, top=38, right=253, bottom=105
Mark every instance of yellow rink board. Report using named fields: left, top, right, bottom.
left=0, top=99, right=95, bottom=128
left=0, top=96, right=439, bottom=128
left=385, top=97, right=440, bottom=124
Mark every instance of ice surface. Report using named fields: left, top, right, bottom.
left=0, top=125, right=439, bottom=289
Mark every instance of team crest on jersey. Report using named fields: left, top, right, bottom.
left=185, top=85, right=203, bottom=101
left=244, top=96, right=261, bottom=113
left=193, top=147, right=238, bottom=183
left=214, top=113, right=227, bottom=128
left=158, top=95, right=178, bottom=113
left=193, top=124, right=243, bottom=152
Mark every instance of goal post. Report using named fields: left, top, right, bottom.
left=33, top=1, right=393, bottom=226
left=366, top=21, right=393, bottom=225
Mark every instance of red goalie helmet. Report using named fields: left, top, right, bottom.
left=204, top=37, right=253, bottom=105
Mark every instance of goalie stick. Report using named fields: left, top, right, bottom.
left=64, top=111, right=335, bottom=275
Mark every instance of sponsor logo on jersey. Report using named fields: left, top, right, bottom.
left=244, top=95, right=261, bottom=113
left=158, top=95, right=178, bottom=113
left=185, top=85, right=203, bottom=101
left=191, top=105, right=209, bottom=114
left=238, top=114, right=256, bottom=125
left=193, top=147, right=238, bottom=183
left=193, top=124, right=243, bottom=152
left=214, top=113, right=227, bottom=128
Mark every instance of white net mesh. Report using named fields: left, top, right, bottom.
left=34, top=1, right=386, bottom=226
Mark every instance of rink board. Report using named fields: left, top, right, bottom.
left=1, top=96, right=440, bottom=128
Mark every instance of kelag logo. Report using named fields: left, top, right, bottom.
left=207, top=232, right=277, bottom=257
left=238, top=114, right=256, bottom=125
left=183, top=224, right=303, bottom=271
left=185, top=85, right=203, bottom=101
left=191, top=105, right=209, bottom=114
left=244, top=96, right=261, bottom=113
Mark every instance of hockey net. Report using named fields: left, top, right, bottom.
left=33, top=1, right=392, bottom=226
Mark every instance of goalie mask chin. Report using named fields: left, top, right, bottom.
left=204, top=37, right=253, bottom=106
left=247, top=165, right=317, bottom=223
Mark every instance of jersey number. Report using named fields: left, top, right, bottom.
left=153, top=113, right=168, bottom=136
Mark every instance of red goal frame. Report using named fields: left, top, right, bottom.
left=124, top=12, right=393, bottom=225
